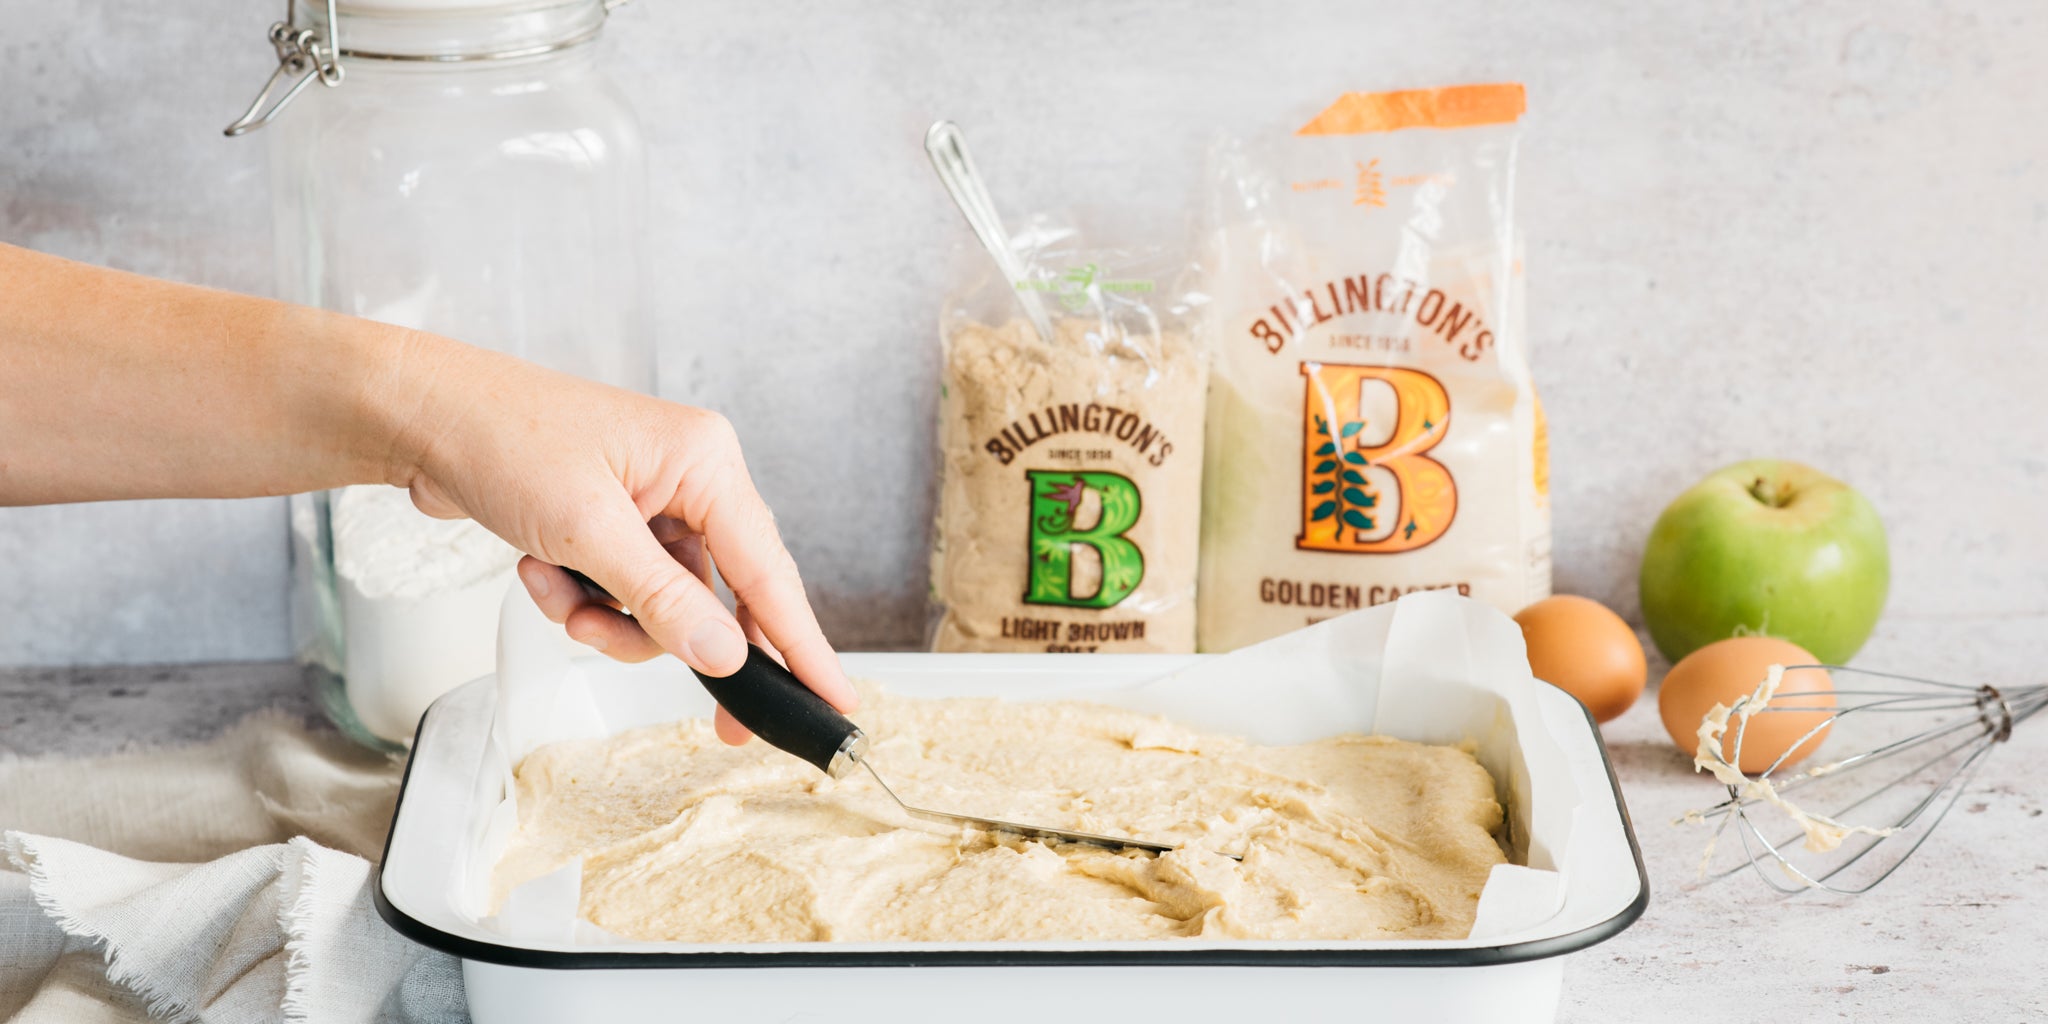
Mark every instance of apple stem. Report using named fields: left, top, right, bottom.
left=1748, top=477, right=1794, bottom=508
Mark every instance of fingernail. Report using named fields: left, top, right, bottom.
left=689, top=620, right=746, bottom=673
left=522, top=563, right=551, bottom=599
left=572, top=629, right=606, bottom=652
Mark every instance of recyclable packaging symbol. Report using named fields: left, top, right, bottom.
left=1024, top=470, right=1145, bottom=608
left=1013, top=263, right=1158, bottom=314
left=1297, top=362, right=1457, bottom=553
left=1353, top=159, right=1388, bottom=208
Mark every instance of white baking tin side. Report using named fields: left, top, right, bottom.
left=463, top=959, right=1567, bottom=1023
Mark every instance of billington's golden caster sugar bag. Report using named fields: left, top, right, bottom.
left=1198, top=84, right=1551, bottom=652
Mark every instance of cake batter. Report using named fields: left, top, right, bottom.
left=493, top=686, right=1506, bottom=943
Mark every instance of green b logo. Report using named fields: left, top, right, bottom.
left=1024, top=470, right=1144, bottom=608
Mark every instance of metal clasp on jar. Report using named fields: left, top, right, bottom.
left=223, top=0, right=344, bottom=137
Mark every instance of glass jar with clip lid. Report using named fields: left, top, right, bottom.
left=225, top=0, right=652, bottom=750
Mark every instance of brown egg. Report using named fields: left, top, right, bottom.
left=1513, top=595, right=1648, bottom=723
left=1658, top=636, right=1835, bottom=773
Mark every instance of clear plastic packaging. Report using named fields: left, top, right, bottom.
left=930, top=221, right=1208, bottom=653
left=1198, top=83, right=1550, bottom=652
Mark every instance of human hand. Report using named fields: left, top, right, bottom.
left=379, top=335, right=855, bottom=744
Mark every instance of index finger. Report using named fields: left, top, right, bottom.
left=685, top=469, right=856, bottom=715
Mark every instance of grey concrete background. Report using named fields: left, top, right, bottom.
left=3, top=0, right=2045, bottom=665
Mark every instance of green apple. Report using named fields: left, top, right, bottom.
left=1639, top=459, right=1888, bottom=664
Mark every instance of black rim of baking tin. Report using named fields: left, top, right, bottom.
left=373, top=692, right=1651, bottom=969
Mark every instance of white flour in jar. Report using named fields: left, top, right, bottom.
left=329, top=484, right=521, bottom=743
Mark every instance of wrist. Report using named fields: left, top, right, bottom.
left=332, top=319, right=472, bottom=490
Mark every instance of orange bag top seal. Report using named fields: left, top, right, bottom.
left=1297, top=83, right=1525, bottom=136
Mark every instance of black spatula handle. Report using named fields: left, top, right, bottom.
left=556, top=569, right=860, bottom=775
left=690, top=645, right=862, bottom=775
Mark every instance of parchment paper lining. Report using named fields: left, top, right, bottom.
left=472, top=590, right=1580, bottom=945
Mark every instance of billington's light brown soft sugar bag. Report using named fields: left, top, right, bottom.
left=1198, top=84, right=1550, bottom=651
left=931, top=225, right=1208, bottom=653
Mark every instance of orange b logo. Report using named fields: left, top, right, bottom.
left=1297, top=362, right=1456, bottom=553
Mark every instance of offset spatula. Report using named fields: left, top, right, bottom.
left=691, top=645, right=1177, bottom=857
left=560, top=567, right=1173, bottom=856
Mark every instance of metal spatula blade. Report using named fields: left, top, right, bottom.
left=848, top=754, right=1176, bottom=856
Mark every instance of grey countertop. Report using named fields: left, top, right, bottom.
left=4, top=613, right=2043, bottom=1021
left=1, top=661, right=316, bottom=759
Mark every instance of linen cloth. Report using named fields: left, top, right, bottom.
left=0, top=711, right=466, bottom=1023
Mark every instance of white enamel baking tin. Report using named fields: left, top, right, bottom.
left=377, top=654, right=1647, bottom=1023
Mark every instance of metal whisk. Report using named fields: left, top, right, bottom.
left=1686, top=666, right=2048, bottom=894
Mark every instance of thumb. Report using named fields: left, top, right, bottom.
left=406, top=478, right=469, bottom=520
left=573, top=503, right=749, bottom=677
